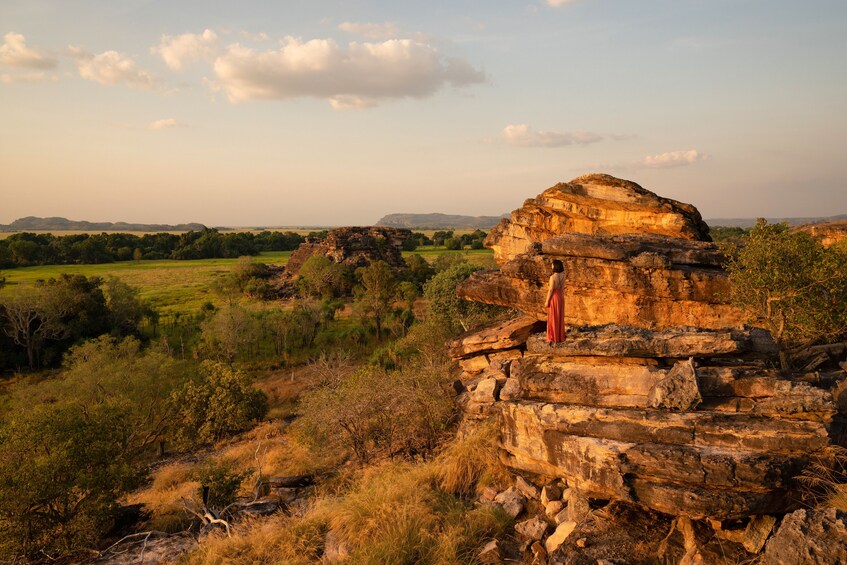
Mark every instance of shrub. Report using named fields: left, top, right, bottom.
left=424, top=263, right=507, bottom=333
left=190, top=459, right=249, bottom=510
left=172, top=361, right=269, bottom=447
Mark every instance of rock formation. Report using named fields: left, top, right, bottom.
left=485, top=173, right=711, bottom=263
left=797, top=220, right=847, bottom=248
left=449, top=174, right=846, bottom=536
left=285, top=226, right=412, bottom=275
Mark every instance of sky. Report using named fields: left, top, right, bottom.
left=1, top=0, right=846, bottom=227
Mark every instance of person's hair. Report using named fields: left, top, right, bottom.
left=552, top=259, right=564, bottom=273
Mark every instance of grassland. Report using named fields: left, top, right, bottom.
left=0, top=247, right=493, bottom=321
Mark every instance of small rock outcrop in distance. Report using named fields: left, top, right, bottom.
left=485, top=173, right=711, bottom=263
left=796, top=220, right=847, bottom=248
left=285, top=226, right=412, bottom=276
left=448, top=173, right=847, bottom=532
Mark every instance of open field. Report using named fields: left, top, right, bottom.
left=0, top=248, right=494, bottom=319
left=0, top=251, right=291, bottom=319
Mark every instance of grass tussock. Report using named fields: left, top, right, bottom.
left=798, top=445, right=847, bottom=511
left=435, top=419, right=511, bottom=497
left=126, top=462, right=198, bottom=532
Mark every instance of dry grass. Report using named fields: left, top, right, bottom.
left=435, top=419, right=512, bottom=497
left=126, top=462, right=199, bottom=532
left=798, top=445, right=847, bottom=511
left=181, top=458, right=511, bottom=565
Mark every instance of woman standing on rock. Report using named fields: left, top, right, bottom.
left=545, top=259, right=565, bottom=342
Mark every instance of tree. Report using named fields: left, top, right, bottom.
left=0, top=287, right=69, bottom=369
left=724, top=219, right=847, bottom=367
left=132, top=247, right=143, bottom=262
left=103, top=276, right=153, bottom=336
left=298, top=255, right=345, bottom=298
left=199, top=304, right=261, bottom=364
left=354, top=260, right=397, bottom=340
left=403, top=253, right=435, bottom=291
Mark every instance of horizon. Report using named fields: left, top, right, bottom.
left=1, top=1, right=846, bottom=225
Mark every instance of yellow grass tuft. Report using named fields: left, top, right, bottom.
left=435, top=419, right=511, bottom=496
left=126, top=462, right=198, bottom=532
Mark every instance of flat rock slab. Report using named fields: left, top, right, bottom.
left=448, top=315, right=544, bottom=359
left=527, top=324, right=776, bottom=359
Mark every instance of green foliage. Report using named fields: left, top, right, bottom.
left=198, top=304, right=262, bottom=363
left=444, top=237, right=462, bottom=250
left=298, top=255, right=346, bottom=298
left=423, top=263, right=505, bottom=333
left=402, top=253, right=435, bottom=291
left=190, top=459, right=249, bottom=510
left=103, top=275, right=155, bottom=336
left=354, top=260, right=397, bottom=340
left=0, top=399, right=139, bottom=557
left=709, top=225, right=751, bottom=244
left=724, top=220, right=847, bottom=362
left=172, top=361, right=269, bottom=446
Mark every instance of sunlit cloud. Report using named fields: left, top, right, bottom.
left=633, top=149, right=709, bottom=168
left=148, top=118, right=185, bottom=130
left=546, top=0, right=581, bottom=6
left=502, top=124, right=604, bottom=147
left=1, top=71, right=58, bottom=84
left=0, top=32, right=57, bottom=69
left=210, top=37, right=485, bottom=108
left=338, top=21, right=400, bottom=39
left=153, top=29, right=219, bottom=71
left=68, top=46, right=155, bottom=88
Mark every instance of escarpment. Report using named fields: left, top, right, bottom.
left=450, top=174, right=846, bottom=525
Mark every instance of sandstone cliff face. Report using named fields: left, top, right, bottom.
left=450, top=173, right=845, bottom=525
left=485, top=174, right=711, bottom=263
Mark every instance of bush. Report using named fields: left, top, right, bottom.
left=0, top=401, right=139, bottom=557
left=190, top=459, right=249, bottom=510
left=424, top=263, right=506, bottom=333
left=172, top=361, right=269, bottom=446
left=724, top=219, right=847, bottom=365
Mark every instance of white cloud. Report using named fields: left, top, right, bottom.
left=148, top=118, right=185, bottom=130
left=634, top=149, right=709, bottom=168
left=0, top=32, right=57, bottom=69
left=502, top=124, right=604, bottom=147
left=69, top=46, right=155, bottom=88
left=546, top=0, right=580, bottom=6
left=338, top=21, right=400, bottom=39
left=154, top=29, right=219, bottom=71
left=210, top=37, right=485, bottom=107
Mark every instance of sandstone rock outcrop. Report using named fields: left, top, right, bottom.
left=448, top=173, right=846, bottom=527
left=485, top=174, right=711, bottom=263
left=285, top=226, right=412, bottom=275
left=797, top=220, right=847, bottom=248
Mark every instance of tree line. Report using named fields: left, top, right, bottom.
left=0, top=229, right=307, bottom=268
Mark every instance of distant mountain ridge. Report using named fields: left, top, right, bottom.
left=706, top=214, right=847, bottom=228
left=376, top=212, right=507, bottom=229
left=0, top=216, right=207, bottom=232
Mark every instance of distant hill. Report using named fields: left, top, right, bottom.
left=706, top=214, right=847, bottom=228
left=376, top=213, right=507, bottom=230
left=0, top=216, right=207, bottom=232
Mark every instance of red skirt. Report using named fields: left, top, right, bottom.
left=547, top=288, right=564, bottom=342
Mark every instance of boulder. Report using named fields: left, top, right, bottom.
left=545, top=521, right=577, bottom=554
left=485, top=174, right=711, bottom=263
left=541, top=484, right=562, bottom=505
left=515, top=475, right=540, bottom=499
left=493, top=487, right=525, bottom=518
left=761, top=508, right=847, bottom=565
left=515, top=516, right=550, bottom=540
left=647, top=358, right=702, bottom=411
left=477, top=539, right=502, bottom=564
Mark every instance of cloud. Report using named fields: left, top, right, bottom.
left=154, top=29, right=219, bottom=71
left=69, top=46, right=155, bottom=88
left=338, top=21, right=400, bottom=39
left=633, top=149, right=709, bottom=169
left=502, top=124, right=604, bottom=147
left=546, top=0, right=581, bottom=6
left=148, top=118, right=185, bottom=130
left=0, top=32, right=57, bottom=69
left=0, top=71, right=58, bottom=83
left=210, top=37, right=485, bottom=107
